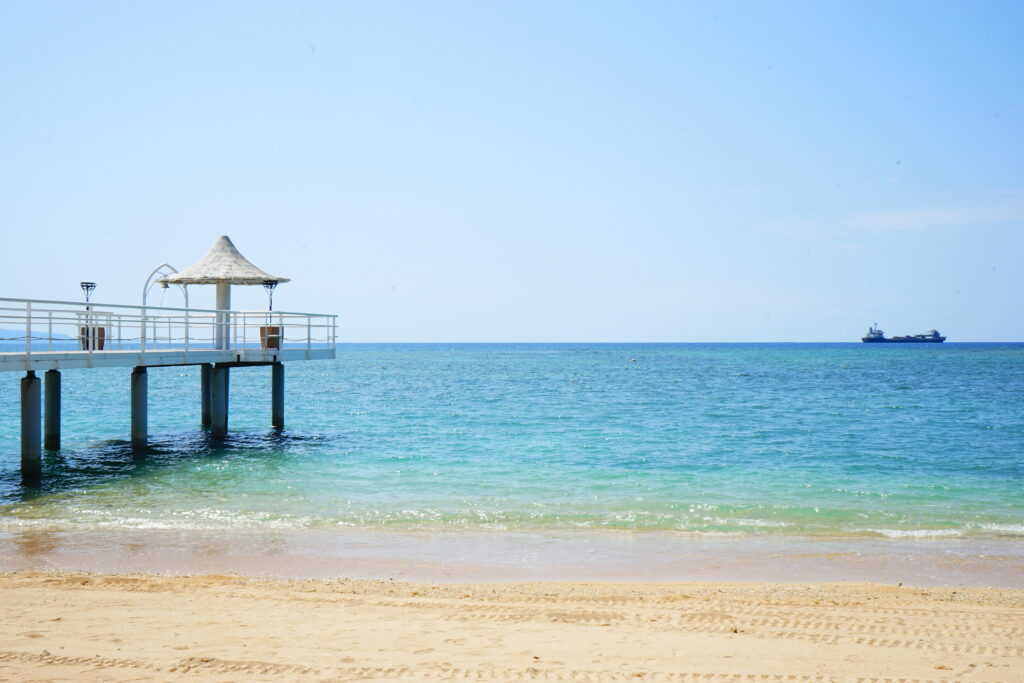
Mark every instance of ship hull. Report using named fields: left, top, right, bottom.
left=862, top=337, right=945, bottom=343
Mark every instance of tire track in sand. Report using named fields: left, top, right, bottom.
left=0, top=651, right=1005, bottom=683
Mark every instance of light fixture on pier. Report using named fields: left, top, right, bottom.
left=80, top=281, right=96, bottom=303
left=80, top=281, right=99, bottom=348
left=263, top=280, right=279, bottom=311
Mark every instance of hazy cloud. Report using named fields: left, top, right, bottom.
left=844, top=200, right=1024, bottom=232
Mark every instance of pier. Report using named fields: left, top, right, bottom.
left=1, top=237, right=336, bottom=482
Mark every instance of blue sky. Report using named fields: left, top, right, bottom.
left=2, top=1, right=1021, bottom=341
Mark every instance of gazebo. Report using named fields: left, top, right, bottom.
left=160, top=235, right=289, bottom=349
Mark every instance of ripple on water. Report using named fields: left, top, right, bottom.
left=0, top=344, right=1021, bottom=539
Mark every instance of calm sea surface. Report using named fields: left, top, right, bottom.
left=1, top=343, right=1022, bottom=540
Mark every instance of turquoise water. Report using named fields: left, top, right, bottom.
left=1, top=343, right=1022, bottom=539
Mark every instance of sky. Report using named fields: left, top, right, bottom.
left=1, top=1, right=1021, bottom=342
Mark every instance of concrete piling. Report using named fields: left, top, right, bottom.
left=271, top=362, right=284, bottom=430
left=200, top=363, right=212, bottom=428
left=44, top=369, right=61, bottom=450
left=13, top=354, right=307, bottom=477
left=131, top=366, right=148, bottom=451
left=211, top=364, right=229, bottom=438
left=21, top=371, right=41, bottom=481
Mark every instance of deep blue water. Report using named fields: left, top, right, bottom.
left=0, top=343, right=1021, bottom=539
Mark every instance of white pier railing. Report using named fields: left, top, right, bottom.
left=0, top=297, right=337, bottom=368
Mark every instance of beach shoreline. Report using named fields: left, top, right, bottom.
left=2, top=526, right=1023, bottom=588
left=1, top=569, right=1022, bottom=681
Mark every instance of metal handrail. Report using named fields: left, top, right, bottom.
left=0, top=296, right=334, bottom=318
left=0, top=296, right=337, bottom=356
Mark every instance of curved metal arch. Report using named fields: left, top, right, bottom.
left=143, top=263, right=189, bottom=308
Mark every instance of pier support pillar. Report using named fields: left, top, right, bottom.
left=131, top=366, right=147, bottom=451
left=271, top=362, right=284, bottom=430
left=200, top=364, right=212, bottom=428
left=44, top=370, right=61, bottom=451
left=211, top=364, right=230, bottom=439
left=21, top=372, right=41, bottom=481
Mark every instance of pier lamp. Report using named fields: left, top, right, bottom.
left=79, top=281, right=99, bottom=350
left=262, top=280, right=279, bottom=311
left=80, top=281, right=96, bottom=308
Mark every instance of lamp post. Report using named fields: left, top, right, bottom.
left=80, top=281, right=96, bottom=309
left=262, top=280, right=280, bottom=351
left=262, top=280, right=279, bottom=311
left=80, top=282, right=97, bottom=350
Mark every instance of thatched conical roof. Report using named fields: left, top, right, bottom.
left=161, top=236, right=290, bottom=285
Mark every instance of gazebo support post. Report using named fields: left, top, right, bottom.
left=44, top=369, right=61, bottom=450
left=200, top=363, right=212, bottom=428
left=211, top=363, right=229, bottom=438
left=21, top=371, right=41, bottom=482
left=271, top=362, right=284, bottom=430
left=215, top=281, right=231, bottom=350
left=131, top=366, right=147, bottom=451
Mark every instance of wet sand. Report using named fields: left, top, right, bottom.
left=0, top=571, right=1022, bottom=682
left=2, top=526, right=1024, bottom=586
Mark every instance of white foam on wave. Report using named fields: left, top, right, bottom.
left=0, top=506, right=320, bottom=532
left=977, top=523, right=1024, bottom=535
left=867, top=528, right=964, bottom=539
left=727, top=518, right=795, bottom=528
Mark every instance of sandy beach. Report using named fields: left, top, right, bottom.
left=1, top=571, right=1021, bottom=682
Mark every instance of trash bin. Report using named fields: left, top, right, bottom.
left=260, top=326, right=283, bottom=350
left=80, top=326, right=106, bottom=350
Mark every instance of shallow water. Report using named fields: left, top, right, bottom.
left=1, top=343, right=1021, bottom=544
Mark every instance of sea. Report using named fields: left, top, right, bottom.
left=1, top=343, right=1022, bottom=584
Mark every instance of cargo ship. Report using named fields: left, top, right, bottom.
left=862, top=324, right=945, bottom=343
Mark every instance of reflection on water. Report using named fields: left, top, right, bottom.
left=4, top=430, right=330, bottom=504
